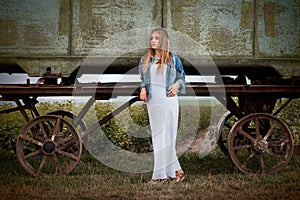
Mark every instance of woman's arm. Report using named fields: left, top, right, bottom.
left=168, top=55, right=186, bottom=97
left=174, top=55, right=186, bottom=94
left=139, top=58, right=148, bottom=102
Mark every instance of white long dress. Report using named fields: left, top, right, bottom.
left=147, top=64, right=182, bottom=180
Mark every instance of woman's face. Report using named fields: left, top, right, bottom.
left=150, top=32, right=160, bottom=50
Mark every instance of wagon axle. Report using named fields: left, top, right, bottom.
left=42, top=140, right=57, bottom=155
left=254, top=136, right=268, bottom=153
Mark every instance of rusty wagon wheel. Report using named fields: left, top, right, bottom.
left=227, top=113, right=294, bottom=174
left=47, top=110, right=88, bottom=144
left=16, top=115, right=83, bottom=177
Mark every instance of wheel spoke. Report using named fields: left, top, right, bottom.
left=19, top=134, right=43, bottom=146
left=259, top=154, right=265, bottom=173
left=37, top=155, right=48, bottom=176
left=263, top=123, right=277, bottom=140
left=52, top=153, right=63, bottom=175
left=57, top=134, right=77, bottom=145
left=60, top=138, right=77, bottom=151
left=268, top=139, right=289, bottom=147
left=238, top=129, right=256, bottom=142
left=39, top=122, right=48, bottom=138
left=30, top=127, right=40, bottom=140
left=233, top=144, right=252, bottom=150
left=265, top=149, right=282, bottom=161
left=242, top=152, right=256, bottom=169
left=56, top=148, right=79, bottom=161
left=255, top=118, right=260, bottom=137
left=52, top=118, right=61, bottom=141
left=24, top=149, right=42, bottom=159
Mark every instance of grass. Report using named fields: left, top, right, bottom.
left=0, top=99, right=299, bottom=199
left=1, top=149, right=300, bottom=200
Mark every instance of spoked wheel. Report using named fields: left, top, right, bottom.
left=217, top=111, right=237, bottom=155
left=228, top=113, right=294, bottom=174
left=48, top=110, right=88, bottom=143
left=16, top=115, right=83, bottom=177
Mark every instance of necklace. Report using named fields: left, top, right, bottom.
left=153, top=57, right=161, bottom=61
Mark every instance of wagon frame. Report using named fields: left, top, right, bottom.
left=0, top=72, right=299, bottom=177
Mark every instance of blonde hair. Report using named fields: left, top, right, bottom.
left=142, top=28, right=172, bottom=73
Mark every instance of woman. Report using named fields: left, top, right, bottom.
left=139, top=28, right=186, bottom=184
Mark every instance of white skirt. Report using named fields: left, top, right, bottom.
left=147, top=64, right=181, bottom=179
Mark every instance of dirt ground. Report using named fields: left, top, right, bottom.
left=184, top=127, right=219, bottom=156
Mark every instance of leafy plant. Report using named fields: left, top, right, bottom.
left=276, top=98, right=300, bottom=145
left=0, top=98, right=298, bottom=155
left=0, top=103, right=26, bottom=154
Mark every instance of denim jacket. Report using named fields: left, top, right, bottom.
left=139, top=53, right=186, bottom=99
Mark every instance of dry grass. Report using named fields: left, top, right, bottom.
left=1, top=150, right=300, bottom=200
left=1, top=98, right=299, bottom=199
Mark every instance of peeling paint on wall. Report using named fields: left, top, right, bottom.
left=264, top=1, right=275, bottom=37
left=257, top=0, right=300, bottom=57
left=79, top=0, right=92, bottom=31
left=71, top=0, right=162, bottom=55
left=24, top=25, right=49, bottom=46
left=241, top=0, right=253, bottom=29
left=0, top=19, right=18, bottom=46
left=59, top=0, right=71, bottom=36
left=166, top=0, right=253, bottom=57
left=0, top=0, right=69, bottom=55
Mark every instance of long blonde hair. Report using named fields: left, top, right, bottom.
left=142, top=28, right=172, bottom=73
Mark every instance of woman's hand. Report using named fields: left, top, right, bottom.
left=140, top=87, right=148, bottom=102
left=168, top=82, right=180, bottom=97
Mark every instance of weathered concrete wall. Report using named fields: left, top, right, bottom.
left=0, top=0, right=70, bottom=55
left=164, top=0, right=300, bottom=58
left=257, top=0, right=300, bottom=57
left=71, top=0, right=162, bottom=55
left=0, top=0, right=163, bottom=76
left=0, top=0, right=299, bottom=77
left=164, top=0, right=254, bottom=57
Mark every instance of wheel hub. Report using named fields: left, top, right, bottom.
left=42, top=140, right=57, bottom=154
left=254, top=137, right=268, bottom=152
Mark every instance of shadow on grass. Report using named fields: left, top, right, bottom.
left=72, top=148, right=238, bottom=178
left=179, top=151, right=237, bottom=176
left=0, top=147, right=237, bottom=179
left=2, top=147, right=299, bottom=179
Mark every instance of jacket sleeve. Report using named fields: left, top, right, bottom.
left=174, top=55, right=186, bottom=94
left=139, top=58, right=146, bottom=89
